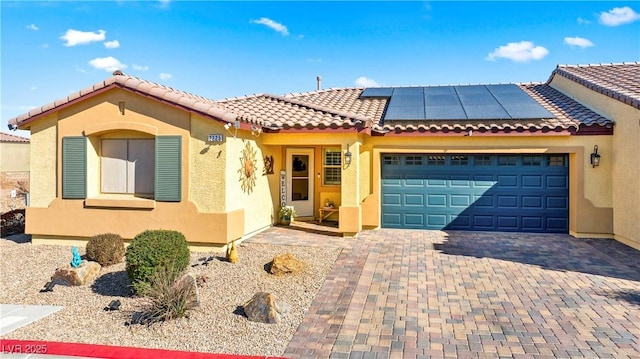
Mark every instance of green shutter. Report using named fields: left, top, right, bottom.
left=62, top=136, right=87, bottom=199
left=155, top=136, right=181, bottom=202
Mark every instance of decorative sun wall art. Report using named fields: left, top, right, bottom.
left=238, top=141, right=258, bottom=193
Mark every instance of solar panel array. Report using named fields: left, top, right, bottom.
left=360, top=84, right=554, bottom=121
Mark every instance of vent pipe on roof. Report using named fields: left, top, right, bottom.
left=317, top=76, right=322, bottom=91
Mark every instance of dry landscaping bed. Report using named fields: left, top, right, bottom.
left=0, top=236, right=341, bottom=356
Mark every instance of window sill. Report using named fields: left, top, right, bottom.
left=85, top=195, right=156, bottom=209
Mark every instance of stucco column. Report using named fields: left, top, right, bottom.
left=339, top=141, right=362, bottom=235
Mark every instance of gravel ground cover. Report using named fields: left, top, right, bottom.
left=0, top=236, right=341, bottom=356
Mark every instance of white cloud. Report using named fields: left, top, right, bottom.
left=250, top=17, right=289, bottom=36
left=61, top=29, right=106, bottom=47
left=30, top=86, right=37, bottom=91
left=88, top=56, right=126, bottom=72
left=577, top=17, right=591, bottom=25
left=355, top=76, right=380, bottom=87
left=132, top=64, right=149, bottom=71
left=158, top=0, right=171, bottom=8
left=41, top=43, right=49, bottom=48
left=599, top=6, right=640, bottom=26
left=159, top=73, right=172, bottom=80
left=485, top=41, right=549, bottom=62
left=306, top=58, right=322, bottom=63
left=104, top=40, right=120, bottom=49
left=26, top=24, right=38, bottom=31
left=564, top=36, right=594, bottom=48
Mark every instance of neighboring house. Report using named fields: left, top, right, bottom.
left=0, top=132, right=30, bottom=214
left=7, top=62, right=639, bottom=251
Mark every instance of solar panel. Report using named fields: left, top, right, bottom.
left=360, top=87, right=394, bottom=98
left=486, top=84, right=554, bottom=118
left=392, top=87, right=423, bottom=96
left=388, top=94, right=425, bottom=107
left=384, top=106, right=425, bottom=120
left=424, top=106, right=466, bottom=120
left=374, top=84, right=554, bottom=121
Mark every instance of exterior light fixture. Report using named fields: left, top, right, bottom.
left=251, top=125, right=262, bottom=137
left=224, top=120, right=241, bottom=139
left=344, top=144, right=352, bottom=166
left=590, top=145, right=601, bottom=168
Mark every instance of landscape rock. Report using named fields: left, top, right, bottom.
left=52, top=260, right=101, bottom=286
left=269, top=253, right=305, bottom=275
left=242, top=292, right=290, bottom=324
left=173, top=272, right=200, bottom=309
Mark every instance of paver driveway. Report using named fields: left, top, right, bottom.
left=247, top=226, right=640, bottom=359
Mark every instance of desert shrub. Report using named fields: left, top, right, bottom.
left=0, top=209, right=25, bottom=237
left=125, top=229, right=190, bottom=294
left=135, top=266, right=195, bottom=325
left=86, top=233, right=125, bottom=266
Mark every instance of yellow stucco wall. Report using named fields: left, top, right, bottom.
left=224, top=133, right=278, bottom=234
left=551, top=75, right=640, bottom=249
left=23, top=89, right=244, bottom=247
left=28, top=114, right=58, bottom=207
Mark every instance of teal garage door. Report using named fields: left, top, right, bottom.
left=381, top=154, right=569, bottom=233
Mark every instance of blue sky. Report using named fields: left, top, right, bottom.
left=2, top=1, right=639, bottom=137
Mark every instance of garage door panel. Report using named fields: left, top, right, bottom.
left=497, top=216, right=518, bottom=229
left=547, top=197, right=568, bottom=209
left=497, top=195, right=518, bottom=208
left=547, top=176, right=568, bottom=188
left=522, top=196, right=543, bottom=209
left=404, top=177, right=424, bottom=186
left=451, top=195, right=471, bottom=207
left=404, top=194, right=424, bottom=206
left=522, top=217, right=543, bottom=231
left=427, top=214, right=447, bottom=227
left=381, top=154, right=568, bottom=233
left=473, top=215, right=494, bottom=228
left=382, top=213, right=402, bottom=226
left=405, top=213, right=425, bottom=226
left=473, top=175, right=496, bottom=187
left=497, top=175, right=518, bottom=187
left=473, top=195, right=494, bottom=207
left=547, top=217, right=568, bottom=230
left=427, top=176, right=447, bottom=187
left=382, top=177, right=402, bottom=186
left=427, top=194, right=447, bottom=206
left=522, top=175, right=543, bottom=188
left=382, top=193, right=402, bottom=206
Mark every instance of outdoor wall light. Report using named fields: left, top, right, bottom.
left=590, top=145, right=601, bottom=168
left=224, top=120, right=241, bottom=139
left=344, top=144, right=353, bottom=166
left=251, top=125, right=262, bottom=137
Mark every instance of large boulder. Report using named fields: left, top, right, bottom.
left=173, top=272, right=200, bottom=309
left=269, top=253, right=305, bottom=276
left=242, top=292, right=290, bottom=324
left=52, top=260, right=101, bottom=286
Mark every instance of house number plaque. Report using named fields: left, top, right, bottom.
left=208, top=134, right=224, bottom=142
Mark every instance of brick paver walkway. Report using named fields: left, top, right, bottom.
left=248, top=225, right=640, bottom=358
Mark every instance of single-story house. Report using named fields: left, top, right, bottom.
left=8, top=62, right=639, bottom=251
left=0, top=132, right=30, bottom=214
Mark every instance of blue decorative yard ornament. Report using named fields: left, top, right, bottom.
left=70, top=246, right=82, bottom=268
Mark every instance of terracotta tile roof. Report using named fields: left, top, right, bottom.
left=8, top=73, right=237, bottom=128
left=552, top=62, right=640, bottom=109
left=0, top=132, right=29, bottom=143
left=276, top=83, right=610, bottom=133
left=216, top=88, right=385, bottom=130
left=8, top=68, right=613, bottom=135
